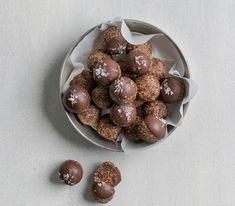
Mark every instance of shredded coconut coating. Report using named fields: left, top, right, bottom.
left=102, top=26, right=121, bottom=43
left=93, top=161, right=121, bottom=187
left=136, top=74, right=160, bottom=101
left=143, top=100, right=168, bottom=118
left=77, top=104, right=101, bottom=126
left=96, top=115, right=122, bottom=141
left=126, top=41, right=152, bottom=55
left=69, top=70, right=96, bottom=92
left=149, top=58, right=166, bottom=79
left=87, top=50, right=110, bottom=70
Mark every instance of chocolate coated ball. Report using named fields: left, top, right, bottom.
left=63, top=86, right=90, bottom=113
left=110, top=103, right=137, bottom=127
left=126, top=49, right=151, bottom=75
left=103, top=36, right=127, bottom=54
left=93, top=58, right=121, bottom=86
left=58, top=160, right=83, bottom=186
left=138, top=114, right=166, bottom=143
left=160, top=77, right=185, bottom=103
left=92, top=182, right=115, bottom=203
left=109, top=77, right=137, bottom=104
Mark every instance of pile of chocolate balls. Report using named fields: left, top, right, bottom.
left=63, top=26, right=185, bottom=144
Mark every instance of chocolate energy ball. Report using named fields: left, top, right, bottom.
left=110, top=103, right=137, bottom=127
left=63, top=86, right=90, bottom=113
left=77, top=104, right=101, bottom=126
left=126, top=41, right=152, bottom=55
left=149, top=58, right=166, bottom=79
left=91, top=86, right=113, bottom=109
left=126, top=49, right=152, bottom=75
left=124, top=116, right=143, bottom=143
left=94, top=161, right=121, bottom=187
left=96, top=115, right=122, bottom=141
left=69, top=69, right=96, bottom=92
left=109, top=77, right=137, bottom=104
left=87, top=50, right=111, bottom=70
left=93, top=58, right=121, bottom=86
left=92, top=182, right=115, bottom=203
left=136, top=74, right=160, bottom=101
left=104, top=36, right=127, bottom=55
left=143, top=100, right=168, bottom=119
left=102, top=26, right=127, bottom=54
left=58, top=160, right=83, bottom=186
left=138, top=114, right=166, bottom=143
left=160, top=77, right=185, bottom=103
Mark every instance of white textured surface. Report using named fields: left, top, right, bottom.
left=0, top=0, right=235, bottom=205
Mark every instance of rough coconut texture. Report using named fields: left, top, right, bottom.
left=136, top=74, right=160, bottom=101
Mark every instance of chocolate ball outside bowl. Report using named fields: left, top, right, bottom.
left=126, top=41, right=152, bottom=55
left=126, top=49, right=151, bottom=75
left=77, top=103, right=101, bottom=126
left=91, top=86, right=114, bottom=109
left=93, top=58, right=121, bottom=86
left=58, top=160, right=83, bottom=186
left=92, top=182, right=115, bottom=203
left=63, top=86, right=90, bottom=113
left=143, top=100, right=168, bottom=119
left=96, top=115, right=122, bottom=141
left=124, top=116, right=143, bottom=143
left=87, top=49, right=111, bottom=70
left=109, top=77, right=137, bottom=104
left=136, top=74, right=160, bottom=102
left=149, top=58, right=166, bottom=79
left=110, top=103, right=137, bottom=127
left=137, top=114, right=166, bottom=143
left=94, top=161, right=121, bottom=187
left=69, top=69, right=96, bottom=92
left=160, top=77, right=185, bottom=103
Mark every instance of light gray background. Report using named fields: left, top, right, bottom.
left=0, top=0, right=235, bottom=205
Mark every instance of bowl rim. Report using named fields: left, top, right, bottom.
left=59, top=19, right=191, bottom=152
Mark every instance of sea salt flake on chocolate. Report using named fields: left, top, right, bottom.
left=68, top=94, right=78, bottom=105
left=135, top=55, right=147, bottom=67
left=94, top=67, right=108, bottom=79
left=114, top=79, right=124, bottom=93
left=163, top=81, right=174, bottom=95
left=63, top=173, right=70, bottom=181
